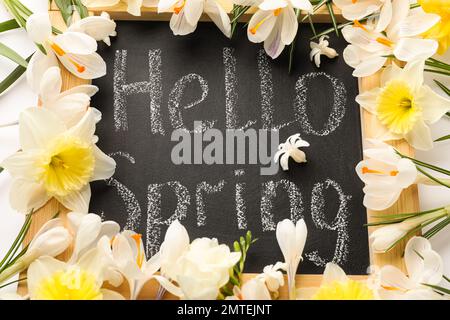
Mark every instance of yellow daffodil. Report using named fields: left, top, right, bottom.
left=27, top=249, right=124, bottom=300
left=419, top=0, right=450, bottom=55
left=297, top=263, right=376, bottom=300
left=355, top=60, right=450, bottom=150
left=1, top=108, right=116, bottom=213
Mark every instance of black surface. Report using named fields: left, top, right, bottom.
left=91, top=21, right=369, bottom=274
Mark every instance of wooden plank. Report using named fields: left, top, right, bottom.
left=50, top=2, right=345, bottom=22
left=17, top=9, right=419, bottom=299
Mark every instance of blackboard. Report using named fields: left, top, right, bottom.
left=90, top=21, right=370, bottom=275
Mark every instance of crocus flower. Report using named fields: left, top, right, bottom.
left=158, top=0, right=231, bottom=37
left=377, top=237, right=444, bottom=300
left=246, top=0, right=313, bottom=59
left=310, top=35, right=338, bottom=67
left=35, top=66, right=100, bottom=128
left=355, top=60, right=450, bottom=150
left=1, top=108, right=116, bottom=213
left=342, top=0, right=440, bottom=77
left=25, top=12, right=107, bottom=83
left=274, top=134, right=309, bottom=171
left=27, top=248, right=124, bottom=300
left=276, top=218, right=307, bottom=299
left=67, top=12, right=117, bottom=46
left=355, top=140, right=417, bottom=211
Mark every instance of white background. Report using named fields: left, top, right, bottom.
left=0, top=0, right=449, bottom=294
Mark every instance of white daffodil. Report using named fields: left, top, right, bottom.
left=68, top=12, right=117, bottom=46
left=296, top=263, right=376, bottom=299
left=27, top=248, right=124, bottom=300
left=158, top=0, right=231, bottom=37
left=310, top=35, right=338, bottom=67
left=25, top=12, right=107, bottom=84
left=276, top=218, right=307, bottom=300
left=355, top=140, right=417, bottom=211
left=35, top=66, right=100, bottom=128
left=82, top=0, right=158, bottom=16
left=226, top=278, right=272, bottom=300
left=342, top=0, right=440, bottom=77
left=1, top=107, right=116, bottom=213
left=247, top=0, right=312, bottom=59
left=274, top=133, right=309, bottom=171
left=259, top=262, right=286, bottom=293
left=377, top=237, right=444, bottom=300
left=333, top=0, right=393, bottom=32
left=370, top=206, right=450, bottom=253
left=0, top=218, right=71, bottom=285
left=156, top=234, right=241, bottom=300
left=356, top=60, right=450, bottom=150
left=98, top=230, right=161, bottom=300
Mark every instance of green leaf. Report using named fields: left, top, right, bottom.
left=417, top=167, right=450, bottom=189
left=395, top=149, right=450, bottom=176
left=0, top=19, right=20, bottom=33
left=434, top=79, right=450, bottom=97
left=435, top=134, right=450, bottom=142
left=54, top=0, right=73, bottom=25
left=422, top=283, right=450, bottom=295
left=0, top=54, right=32, bottom=96
left=423, top=216, right=450, bottom=239
left=326, top=1, right=339, bottom=37
left=0, top=42, right=28, bottom=67
left=288, top=8, right=301, bottom=74
left=73, top=0, right=89, bottom=19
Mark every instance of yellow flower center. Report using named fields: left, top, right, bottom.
left=38, top=135, right=95, bottom=197
left=312, top=280, right=374, bottom=300
left=418, top=0, right=450, bottom=55
left=376, top=80, right=422, bottom=135
left=34, top=267, right=102, bottom=300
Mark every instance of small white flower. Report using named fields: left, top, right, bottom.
left=377, top=237, right=444, bottom=300
left=310, top=35, right=338, bottom=68
left=259, top=262, right=286, bottom=292
left=68, top=12, right=117, bottom=46
left=274, top=133, right=309, bottom=171
left=276, top=218, right=307, bottom=299
left=226, top=278, right=272, bottom=300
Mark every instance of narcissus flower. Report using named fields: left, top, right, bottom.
left=297, top=263, right=376, bottom=300
left=419, top=0, right=450, bottom=55
left=245, top=0, right=313, bottom=59
left=26, top=13, right=107, bottom=81
left=355, top=60, right=450, bottom=150
left=1, top=108, right=116, bottom=213
left=342, top=0, right=440, bottom=77
left=376, top=237, right=444, bottom=299
left=27, top=249, right=124, bottom=300
left=158, top=0, right=232, bottom=37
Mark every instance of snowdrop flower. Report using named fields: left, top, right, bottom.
left=82, top=0, right=158, bottom=16
left=310, top=35, right=338, bottom=67
left=377, top=237, right=444, bottom=300
left=156, top=235, right=241, bottom=300
left=355, top=140, right=417, bottom=211
left=27, top=248, right=124, bottom=300
left=98, top=230, right=161, bottom=299
left=247, top=0, right=313, bottom=59
left=333, top=0, right=393, bottom=32
left=274, top=133, right=309, bottom=171
left=370, top=206, right=450, bottom=253
left=297, top=263, right=376, bottom=300
left=68, top=12, right=117, bottom=46
left=35, top=66, right=100, bottom=128
left=1, top=108, right=116, bottom=213
left=0, top=218, right=71, bottom=285
left=158, top=0, right=231, bottom=37
left=25, top=12, right=106, bottom=84
left=226, top=278, right=272, bottom=300
left=276, top=218, right=307, bottom=300
left=356, top=60, right=450, bottom=150
left=342, top=0, right=440, bottom=77
left=418, top=0, right=450, bottom=55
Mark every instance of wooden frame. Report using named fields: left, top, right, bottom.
left=18, top=5, right=419, bottom=299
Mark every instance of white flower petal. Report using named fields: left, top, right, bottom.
left=56, top=184, right=91, bottom=213
left=259, top=0, right=288, bottom=10
left=170, top=10, right=198, bottom=35
left=321, top=262, right=347, bottom=285
left=53, top=32, right=98, bottom=55
left=28, top=257, right=66, bottom=298
left=418, top=86, right=450, bottom=124
left=280, top=6, right=298, bottom=45
left=264, top=23, right=285, bottom=59
left=394, top=38, right=438, bottom=62
left=58, top=52, right=107, bottom=80
left=72, top=214, right=102, bottom=260
left=26, top=13, right=52, bottom=44
left=127, top=0, right=144, bottom=15
left=375, top=0, right=392, bottom=32
left=398, top=11, right=440, bottom=38
left=248, top=9, right=277, bottom=43
left=379, top=265, right=415, bottom=291
left=404, top=119, right=433, bottom=151
left=363, top=188, right=402, bottom=211
left=67, top=108, right=97, bottom=143
left=9, top=179, right=50, bottom=213
left=91, top=145, right=116, bottom=181
left=101, top=289, right=125, bottom=300
left=184, top=0, right=204, bottom=26
left=355, top=87, right=381, bottom=114
left=290, top=0, right=312, bottom=11
left=204, top=0, right=231, bottom=38
left=352, top=56, right=387, bottom=77
left=39, top=67, right=62, bottom=103
left=26, top=50, right=59, bottom=93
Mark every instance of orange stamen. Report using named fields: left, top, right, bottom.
left=274, top=8, right=282, bottom=16
left=362, top=166, right=399, bottom=177
left=353, top=20, right=368, bottom=32
left=376, top=37, right=394, bottom=47
left=250, top=9, right=280, bottom=35
left=390, top=170, right=399, bottom=176
left=109, top=235, right=116, bottom=246
left=50, top=42, right=86, bottom=73
left=50, top=42, right=66, bottom=56
left=352, top=0, right=357, bottom=3
left=131, top=233, right=144, bottom=269
left=174, top=0, right=185, bottom=14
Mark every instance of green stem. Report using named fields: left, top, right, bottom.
left=395, top=150, right=450, bottom=176
left=417, top=167, right=450, bottom=189
left=424, top=69, right=450, bottom=77
left=0, top=277, right=26, bottom=289
left=0, top=260, right=26, bottom=285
